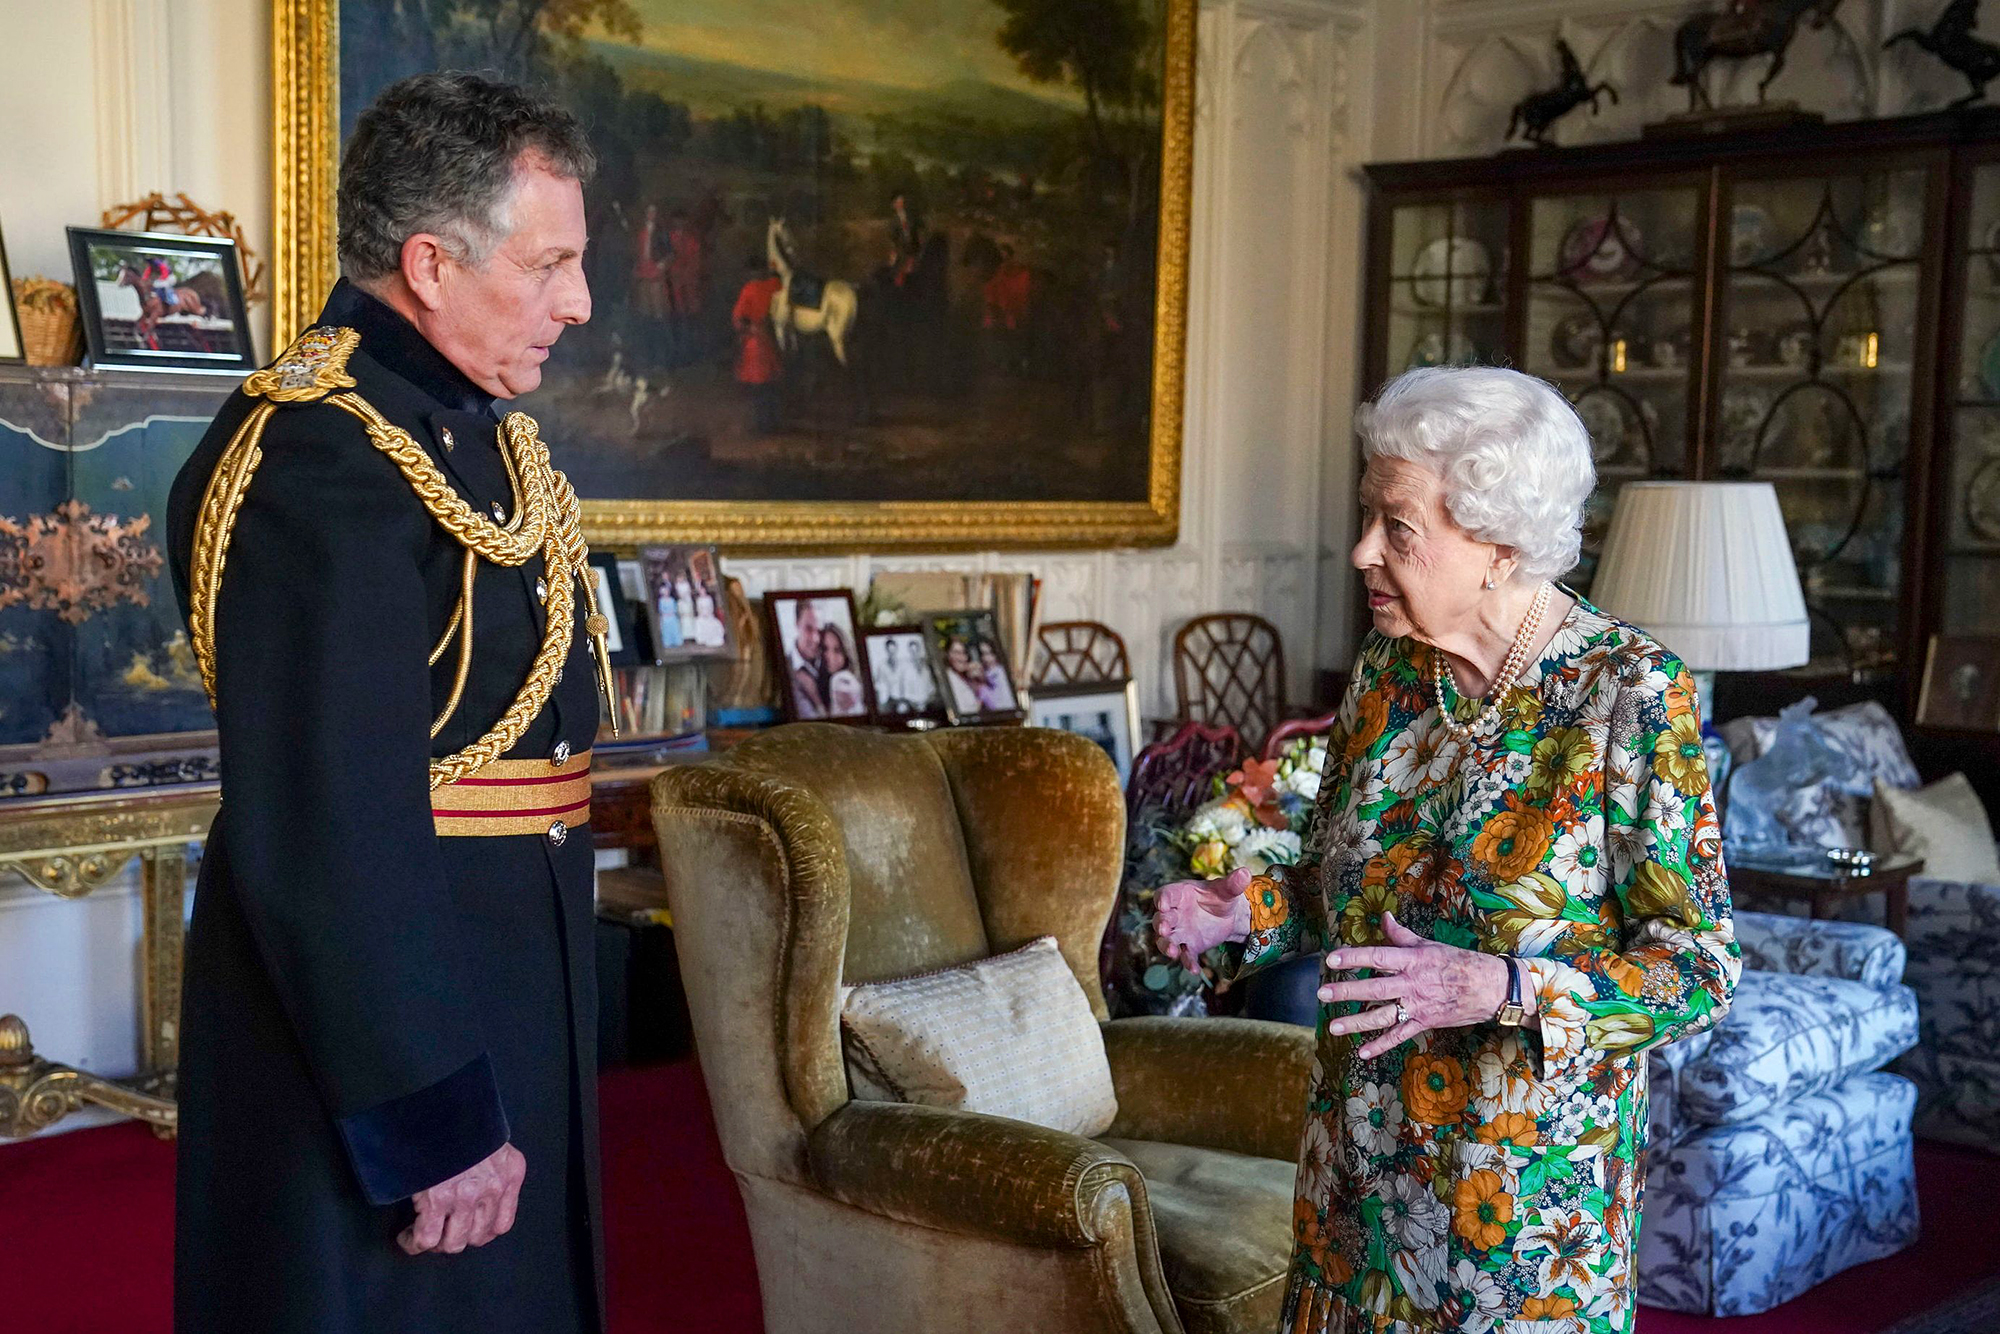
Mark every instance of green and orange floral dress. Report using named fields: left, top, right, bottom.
left=1240, top=596, right=1739, bottom=1334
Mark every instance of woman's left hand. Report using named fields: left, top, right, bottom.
left=1318, top=911, right=1512, bottom=1060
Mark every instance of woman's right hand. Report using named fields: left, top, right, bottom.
left=1154, top=866, right=1255, bottom=973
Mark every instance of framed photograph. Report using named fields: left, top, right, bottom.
left=0, top=221, right=22, bottom=365
left=275, top=0, right=1193, bottom=550
left=862, top=626, right=947, bottom=729
left=640, top=545, right=732, bottom=660
left=923, top=609, right=1021, bottom=724
left=1028, top=680, right=1141, bottom=787
left=1917, top=635, right=2000, bottom=732
left=66, top=227, right=255, bottom=374
left=765, top=590, right=872, bottom=723
left=587, top=551, right=644, bottom=668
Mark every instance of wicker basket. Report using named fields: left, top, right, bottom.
left=11, top=278, right=82, bottom=366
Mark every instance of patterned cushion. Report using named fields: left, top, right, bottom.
left=1638, top=1072, right=1919, bottom=1315
left=1679, top=971, right=1918, bottom=1128
left=1898, top=876, right=2000, bottom=1150
left=1647, top=1028, right=1714, bottom=1152
left=1732, top=910, right=1908, bottom=990
left=1720, top=701, right=1921, bottom=849
left=840, top=936, right=1118, bottom=1137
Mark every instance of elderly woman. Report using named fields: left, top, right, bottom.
left=1158, top=366, right=1738, bottom=1334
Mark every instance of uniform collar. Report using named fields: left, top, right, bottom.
left=316, top=278, right=499, bottom=420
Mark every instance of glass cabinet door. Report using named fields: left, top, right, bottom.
left=1713, top=166, right=1929, bottom=680
left=1384, top=199, right=1509, bottom=377
left=1521, top=185, right=1702, bottom=587
left=1943, top=161, right=2000, bottom=639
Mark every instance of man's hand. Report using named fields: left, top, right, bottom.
left=397, top=1143, right=526, bottom=1256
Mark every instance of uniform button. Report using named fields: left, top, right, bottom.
left=547, top=820, right=568, bottom=846
left=535, top=576, right=548, bottom=601
left=490, top=501, right=507, bottom=522
left=440, top=426, right=456, bottom=451
left=552, top=740, right=571, bottom=767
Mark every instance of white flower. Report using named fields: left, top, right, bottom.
left=1185, top=799, right=1249, bottom=845
left=1518, top=1207, right=1607, bottom=1301
left=1473, top=1033, right=1553, bottom=1121
left=1345, top=1080, right=1405, bottom=1160
left=1381, top=1172, right=1449, bottom=1253
left=1392, top=1242, right=1446, bottom=1312
left=1448, top=1259, right=1507, bottom=1330
left=1298, top=1113, right=1339, bottom=1202
left=1642, top=777, right=1688, bottom=841
left=1547, top=814, right=1607, bottom=890
left=1380, top=728, right=1437, bottom=794
left=1281, top=768, right=1323, bottom=802
left=1235, top=827, right=1302, bottom=871
left=1607, top=821, right=1647, bottom=881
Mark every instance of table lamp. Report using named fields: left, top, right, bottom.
left=1587, top=481, right=1810, bottom=711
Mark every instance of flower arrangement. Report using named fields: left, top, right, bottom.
left=1109, top=734, right=1330, bottom=1015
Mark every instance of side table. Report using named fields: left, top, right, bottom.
left=1727, top=852, right=1925, bottom=939
left=0, top=782, right=219, bottom=1138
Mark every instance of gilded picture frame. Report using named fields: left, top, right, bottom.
left=271, top=0, right=1193, bottom=552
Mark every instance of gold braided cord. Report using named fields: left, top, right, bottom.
left=325, top=395, right=553, bottom=566
left=431, top=549, right=477, bottom=738
left=428, top=593, right=464, bottom=668
left=189, top=400, right=279, bottom=703
left=187, top=389, right=591, bottom=791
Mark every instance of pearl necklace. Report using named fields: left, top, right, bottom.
left=1432, top=581, right=1553, bottom=741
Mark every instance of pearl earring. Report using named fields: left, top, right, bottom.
left=1483, top=574, right=1496, bottom=590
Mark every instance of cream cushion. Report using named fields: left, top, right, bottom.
left=1870, top=774, right=2000, bottom=884
left=840, top=936, right=1118, bottom=1137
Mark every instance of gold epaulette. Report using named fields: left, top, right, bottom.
left=191, top=323, right=618, bottom=788
left=241, top=325, right=361, bottom=403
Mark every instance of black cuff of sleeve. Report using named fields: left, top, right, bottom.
left=336, top=1053, right=509, bottom=1206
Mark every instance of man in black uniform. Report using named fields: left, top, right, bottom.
left=166, top=72, right=612, bottom=1333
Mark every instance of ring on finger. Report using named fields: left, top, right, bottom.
left=1394, top=1001, right=1412, bottom=1026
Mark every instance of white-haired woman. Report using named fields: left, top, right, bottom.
left=1157, top=367, right=1739, bottom=1334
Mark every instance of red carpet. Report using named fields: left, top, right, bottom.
left=0, top=1061, right=1992, bottom=1334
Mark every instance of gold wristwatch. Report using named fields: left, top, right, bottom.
left=1496, top=957, right=1526, bottom=1027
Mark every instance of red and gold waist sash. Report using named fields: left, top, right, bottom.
left=431, top=750, right=591, bottom=838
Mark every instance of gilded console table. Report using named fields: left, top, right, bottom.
left=0, top=782, right=219, bottom=1138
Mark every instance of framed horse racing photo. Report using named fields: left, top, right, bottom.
left=65, top=227, right=256, bottom=374
left=274, top=0, right=1194, bottom=550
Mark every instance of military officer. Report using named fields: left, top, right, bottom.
left=166, top=72, right=611, bottom=1333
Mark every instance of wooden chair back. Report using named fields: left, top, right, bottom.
left=1172, top=613, right=1286, bottom=752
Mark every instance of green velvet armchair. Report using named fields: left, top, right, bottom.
left=649, top=723, right=1315, bottom=1334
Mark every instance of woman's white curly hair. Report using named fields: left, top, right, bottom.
left=1355, top=366, right=1596, bottom=583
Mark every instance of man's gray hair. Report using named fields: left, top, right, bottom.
left=337, top=71, right=597, bottom=284
left=1355, top=366, right=1597, bottom=583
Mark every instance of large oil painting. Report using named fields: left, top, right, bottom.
left=276, top=0, right=1192, bottom=549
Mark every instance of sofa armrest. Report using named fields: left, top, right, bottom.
left=1099, top=1016, right=1314, bottom=1163
left=1733, top=909, right=1906, bottom=988
left=807, top=1100, right=1150, bottom=1250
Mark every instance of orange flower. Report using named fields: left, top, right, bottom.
left=1470, top=793, right=1555, bottom=883
left=1474, top=1111, right=1539, bottom=1149
left=1386, top=834, right=1434, bottom=878
left=1521, top=1295, right=1578, bottom=1321
left=1452, top=1168, right=1515, bottom=1250
left=1294, top=1197, right=1348, bottom=1283
left=1402, top=1053, right=1470, bottom=1125
left=1350, top=693, right=1389, bottom=760
left=1246, top=874, right=1289, bottom=932
left=1603, top=954, right=1646, bottom=997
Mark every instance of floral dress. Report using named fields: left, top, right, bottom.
left=1239, top=595, right=1740, bottom=1334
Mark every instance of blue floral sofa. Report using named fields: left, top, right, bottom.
left=1718, top=700, right=2000, bottom=1152
left=1637, top=909, right=1920, bottom=1315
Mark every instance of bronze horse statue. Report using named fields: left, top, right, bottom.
left=1671, top=0, right=1845, bottom=111
left=1508, top=39, right=1619, bottom=145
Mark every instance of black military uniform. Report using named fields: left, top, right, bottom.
left=166, top=280, right=606, bottom=1334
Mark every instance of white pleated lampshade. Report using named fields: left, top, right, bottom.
left=1589, top=481, right=1809, bottom=672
